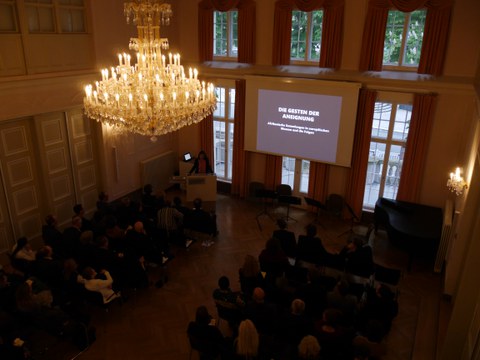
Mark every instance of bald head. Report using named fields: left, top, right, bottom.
left=134, top=221, right=144, bottom=233
left=252, top=287, right=265, bottom=303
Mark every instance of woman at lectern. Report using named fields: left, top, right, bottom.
left=188, top=150, right=213, bottom=175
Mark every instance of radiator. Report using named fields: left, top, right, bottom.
left=140, top=151, right=177, bottom=193
left=434, top=199, right=454, bottom=273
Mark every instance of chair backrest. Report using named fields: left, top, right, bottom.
left=276, top=184, right=292, bottom=197
left=374, top=263, right=402, bottom=286
left=326, top=193, right=344, bottom=217
left=249, top=181, right=265, bottom=199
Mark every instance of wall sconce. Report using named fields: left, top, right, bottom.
left=447, top=167, right=468, bottom=196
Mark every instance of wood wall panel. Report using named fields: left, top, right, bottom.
left=46, top=148, right=68, bottom=174
left=0, top=35, right=26, bottom=76
left=7, top=157, right=33, bottom=186
left=0, top=119, right=44, bottom=245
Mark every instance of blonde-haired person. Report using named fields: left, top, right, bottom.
left=235, top=319, right=260, bottom=360
left=298, top=335, right=321, bottom=360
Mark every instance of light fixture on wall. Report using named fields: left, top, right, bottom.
left=83, top=0, right=216, bottom=141
left=447, top=167, right=468, bottom=196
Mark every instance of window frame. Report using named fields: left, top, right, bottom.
left=213, top=10, right=238, bottom=61
left=0, top=0, right=20, bottom=33
left=23, top=0, right=87, bottom=34
left=363, top=92, right=413, bottom=211
left=382, top=9, right=427, bottom=72
left=290, top=9, right=323, bottom=65
left=212, top=80, right=236, bottom=182
left=281, top=156, right=310, bottom=196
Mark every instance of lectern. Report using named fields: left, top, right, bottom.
left=186, top=174, right=217, bottom=202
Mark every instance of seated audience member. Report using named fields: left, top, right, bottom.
left=73, top=203, right=93, bottom=232
left=157, top=199, right=186, bottom=246
left=115, top=197, right=138, bottom=230
left=187, top=305, right=226, bottom=359
left=352, top=320, right=387, bottom=360
left=314, top=308, right=354, bottom=359
left=234, top=319, right=260, bottom=360
left=42, top=214, right=63, bottom=256
left=33, top=246, right=63, bottom=290
left=10, top=237, right=36, bottom=275
left=258, top=238, right=290, bottom=285
left=243, top=287, right=277, bottom=336
left=213, top=276, right=244, bottom=309
left=126, top=221, right=161, bottom=265
left=141, top=184, right=158, bottom=220
left=297, top=224, right=332, bottom=266
left=104, top=216, right=127, bottom=252
left=96, top=191, right=112, bottom=214
left=213, top=276, right=244, bottom=329
left=298, top=335, right=321, bottom=360
left=172, top=196, right=190, bottom=216
left=76, top=231, right=96, bottom=270
left=340, top=236, right=374, bottom=277
left=273, top=219, right=297, bottom=258
left=0, top=270, right=18, bottom=313
left=79, top=267, right=121, bottom=304
left=11, top=237, right=36, bottom=262
left=239, top=255, right=265, bottom=300
left=184, top=198, right=217, bottom=247
left=276, top=299, right=314, bottom=357
left=294, top=268, right=328, bottom=320
left=62, top=216, right=83, bottom=260
left=357, top=284, right=398, bottom=337
left=326, top=280, right=358, bottom=323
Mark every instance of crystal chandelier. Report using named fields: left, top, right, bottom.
left=84, top=0, right=216, bottom=141
left=447, top=167, right=468, bottom=196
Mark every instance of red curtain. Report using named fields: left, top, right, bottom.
left=396, top=93, right=437, bottom=202
left=308, top=162, right=330, bottom=203
left=231, top=80, right=248, bottom=197
left=359, top=0, right=452, bottom=75
left=344, top=89, right=377, bottom=219
left=264, top=155, right=282, bottom=190
left=200, top=114, right=214, bottom=163
left=272, top=0, right=344, bottom=68
left=198, top=0, right=256, bottom=63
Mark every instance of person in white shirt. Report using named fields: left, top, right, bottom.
left=79, top=267, right=120, bottom=304
left=11, top=237, right=36, bottom=262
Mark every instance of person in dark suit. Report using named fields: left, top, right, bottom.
left=273, top=219, right=297, bottom=258
left=187, top=306, right=227, bottom=359
left=61, top=216, right=83, bottom=260
left=188, top=150, right=213, bottom=175
left=297, top=224, right=331, bottom=266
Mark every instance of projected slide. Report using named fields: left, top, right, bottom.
left=257, top=89, right=342, bottom=163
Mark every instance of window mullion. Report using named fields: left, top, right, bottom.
left=305, top=12, right=312, bottom=61
left=398, top=13, right=410, bottom=67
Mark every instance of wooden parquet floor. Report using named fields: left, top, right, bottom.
left=66, top=193, right=443, bottom=360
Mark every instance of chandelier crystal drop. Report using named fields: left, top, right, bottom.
left=83, top=0, right=216, bottom=140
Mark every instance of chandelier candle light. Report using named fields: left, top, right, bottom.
left=84, top=0, right=216, bottom=141
left=447, top=167, right=468, bottom=196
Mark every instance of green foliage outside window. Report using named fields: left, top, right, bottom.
left=383, top=9, right=426, bottom=67
left=213, top=10, right=238, bottom=58
left=291, top=10, right=323, bottom=61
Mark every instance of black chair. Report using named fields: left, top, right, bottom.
left=374, top=263, right=402, bottom=287
left=304, top=196, right=327, bottom=227
left=326, top=193, right=344, bottom=218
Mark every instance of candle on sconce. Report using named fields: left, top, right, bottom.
left=162, top=55, right=166, bottom=68
left=189, top=68, right=193, bottom=79
left=169, top=53, right=172, bottom=65
left=127, top=54, right=131, bottom=66
left=118, top=54, right=122, bottom=66
left=194, top=68, right=198, bottom=80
